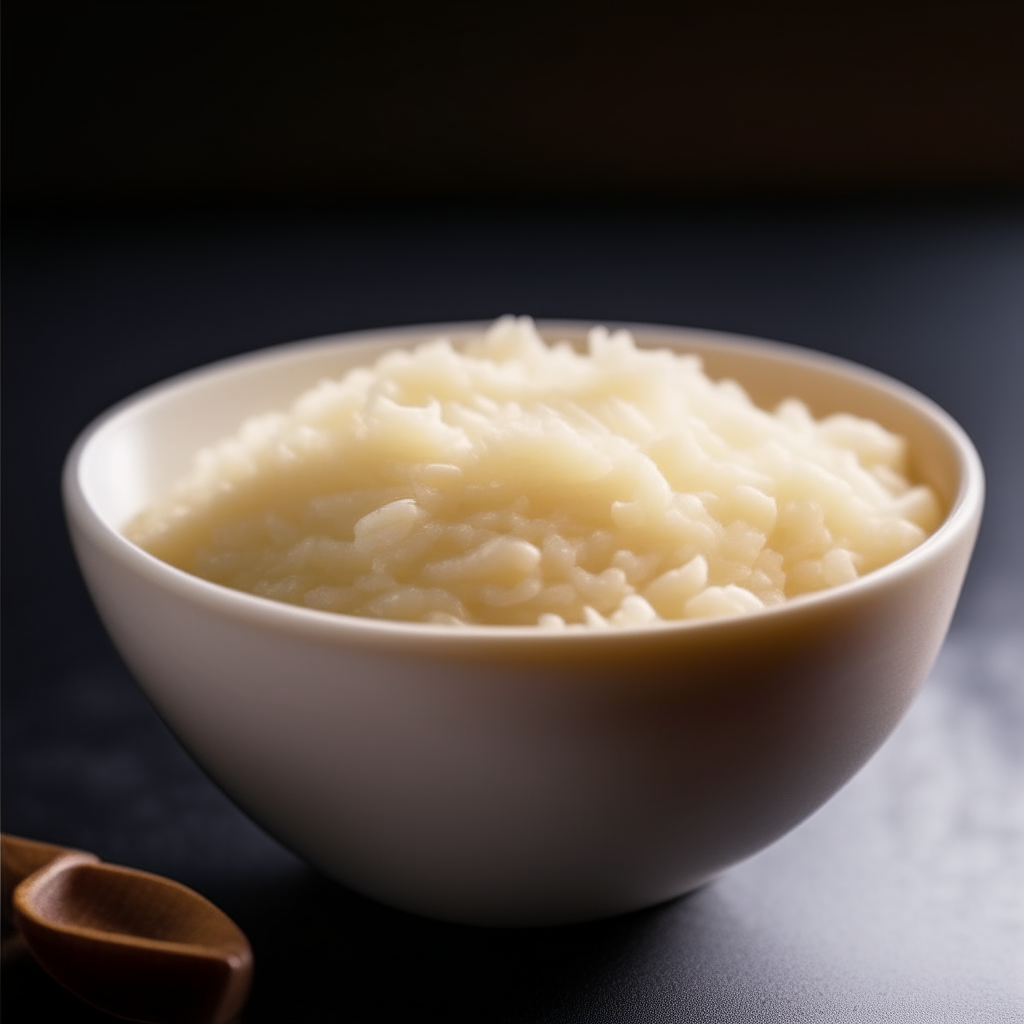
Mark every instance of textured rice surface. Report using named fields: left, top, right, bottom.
left=127, top=318, right=942, bottom=627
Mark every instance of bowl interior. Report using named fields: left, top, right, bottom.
left=77, top=322, right=970, bottom=538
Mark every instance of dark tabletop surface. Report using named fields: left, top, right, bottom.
left=3, top=200, right=1022, bottom=1022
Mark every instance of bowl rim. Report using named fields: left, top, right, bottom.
left=63, top=318, right=986, bottom=652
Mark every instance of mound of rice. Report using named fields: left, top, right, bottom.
left=128, top=317, right=942, bottom=628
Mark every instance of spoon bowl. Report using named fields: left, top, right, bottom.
left=3, top=835, right=252, bottom=1024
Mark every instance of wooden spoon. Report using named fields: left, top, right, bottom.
left=2, top=834, right=253, bottom=1024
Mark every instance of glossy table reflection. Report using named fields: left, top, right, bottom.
left=3, top=200, right=1022, bottom=1022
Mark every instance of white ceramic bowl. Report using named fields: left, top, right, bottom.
left=63, top=321, right=983, bottom=926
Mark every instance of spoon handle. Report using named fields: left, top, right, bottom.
left=1, top=834, right=99, bottom=917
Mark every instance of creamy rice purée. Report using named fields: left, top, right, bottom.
left=128, top=318, right=942, bottom=628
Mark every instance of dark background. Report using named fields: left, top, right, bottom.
left=3, top=4, right=1023, bottom=1021
left=6, top=2, right=1024, bottom=206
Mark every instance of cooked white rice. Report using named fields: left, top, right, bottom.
left=127, top=317, right=942, bottom=628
